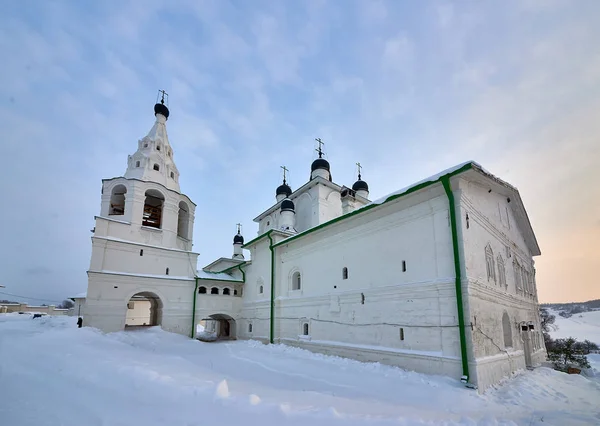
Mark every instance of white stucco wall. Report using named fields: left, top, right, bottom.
left=240, top=185, right=465, bottom=378
left=125, top=300, right=152, bottom=326
left=456, top=178, right=545, bottom=391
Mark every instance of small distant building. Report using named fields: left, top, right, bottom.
left=68, top=292, right=87, bottom=317
left=0, top=303, right=68, bottom=316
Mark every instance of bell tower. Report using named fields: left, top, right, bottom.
left=84, top=91, right=199, bottom=333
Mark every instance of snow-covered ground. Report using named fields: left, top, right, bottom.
left=549, top=309, right=600, bottom=345
left=1, top=314, right=599, bottom=426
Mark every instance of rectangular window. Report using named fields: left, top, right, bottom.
left=402, top=261, right=406, bottom=272
left=399, top=328, right=404, bottom=340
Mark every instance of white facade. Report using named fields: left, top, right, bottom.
left=83, top=103, right=545, bottom=392
left=85, top=102, right=200, bottom=336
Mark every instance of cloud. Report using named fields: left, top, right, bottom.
left=1, top=0, right=599, bottom=305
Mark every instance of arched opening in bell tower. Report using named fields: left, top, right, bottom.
left=177, top=201, right=189, bottom=239
left=125, top=292, right=163, bottom=329
left=142, top=189, right=164, bottom=228
left=109, top=185, right=127, bottom=215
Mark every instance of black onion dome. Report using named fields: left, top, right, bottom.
left=352, top=179, right=369, bottom=192
left=276, top=183, right=292, bottom=197
left=233, top=233, right=244, bottom=244
left=311, top=158, right=330, bottom=172
left=154, top=102, right=170, bottom=119
left=281, top=198, right=295, bottom=211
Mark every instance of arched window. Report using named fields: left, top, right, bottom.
left=142, top=189, right=164, bottom=228
left=248, top=323, right=253, bottom=333
left=144, top=142, right=148, bottom=148
left=234, top=289, right=238, bottom=296
left=153, top=163, right=160, bottom=171
left=165, top=268, right=169, bottom=275
left=258, top=277, right=264, bottom=295
left=157, top=145, right=161, bottom=151
left=109, top=184, right=127, bottom=215
left=502, top=312, right=512, bottom=348
left=485, top=244, right=496, bottom=282
left=342, top=267, right=348, bottom=280
left=211, top=287, right=219, bottom=295
left=223, top=288, right=230, bottom=295
left=292, top=271, right=301, bottom=290
left=497, top=255, right=506, bottom=288
left=135, top=160, right=140, bottom=167
left=198, top=286, right=207, bottom=294
left=177, top=201, right=189, bottom=239
left=303, top=323, right=309, bottom=336
left=170, top=171, right=175, bottom=179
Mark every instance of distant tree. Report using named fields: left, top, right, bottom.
left=547, top=337, right=590, bottom=372
left=57, top=299, right=74, bottom=309
left=574, top=339, right=599, bottom=355
left=540, top=308, right=555, bottom=348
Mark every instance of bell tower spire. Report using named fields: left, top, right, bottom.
left=124, top=90, right=180, bottom=192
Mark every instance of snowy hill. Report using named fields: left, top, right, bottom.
left=1, top=314, right=599, bottom=426
left=549, top=309, right=600, bottom=345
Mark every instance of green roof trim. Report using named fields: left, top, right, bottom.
left=273, top=162, right=475, bottom=248
left=196, top=277, right=243, bottom=284
left=242, top=229, right=274, bottom=249
left=217, top=261, right=248, bottom=274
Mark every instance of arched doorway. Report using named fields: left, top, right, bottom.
left=125, top=292, right=163, bottom=329
left=197, top=314, right=236, bottom=341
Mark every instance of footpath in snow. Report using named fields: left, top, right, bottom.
left=0, top=314, right=599, bottom=426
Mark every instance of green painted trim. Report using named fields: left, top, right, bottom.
left=242, top=230, right=273, bottom=248
left=267, top=232, right=275, bottom=344
left=196, top=277, right=243, bottom=284
left=236, top=264, right=246, bottom=283
left=217, top=261, right=247, bottom=274
left=191, top=279, right=198, bottom=339
left=441, top=176, right=470, bottom=382
left=273, top=163, right=474, bottom=249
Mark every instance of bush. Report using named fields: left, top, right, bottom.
left=547, top=337, right=590, bottom=372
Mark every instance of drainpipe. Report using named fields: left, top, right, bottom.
left=267, top=232, right=275, bottom=344
left=441, top=175, right=470, bottom=384
left=190, top=278, right=198, bottom=339
left=236, top=263, right=246, bottom=282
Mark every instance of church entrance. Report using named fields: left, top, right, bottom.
left=197, top=314, right=236, bottom=342
left=521, top=324, right=534, bottom=369
left=125, top=292, right=163, bottom=329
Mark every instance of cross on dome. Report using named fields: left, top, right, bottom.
left=315, top=138, right=325, bottom=158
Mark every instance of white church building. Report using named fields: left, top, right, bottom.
left=83, top=94, right=546, bottom=391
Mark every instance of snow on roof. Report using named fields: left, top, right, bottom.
left=367, top=160, right=479, bottom=207
left=273, top=161, right=478, bottom=247
left=196, top=270, right=241, bottom=282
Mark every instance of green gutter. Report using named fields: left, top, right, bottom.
left=267, top=231, right=275, bottom=344
left=217, top=261, right=247, bottom=274
left=236, top=263, right=246, bottom=282
left=191, top=278, right=198, bottom=338
left=441, top=176, right=470, bottom=383
left=197, top=277, right=243, bottom=284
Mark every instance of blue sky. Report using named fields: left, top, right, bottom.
left=1, top=0, right=599, bottom=304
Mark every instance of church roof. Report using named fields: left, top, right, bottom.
left=272, top=161, right=541, bottom=257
